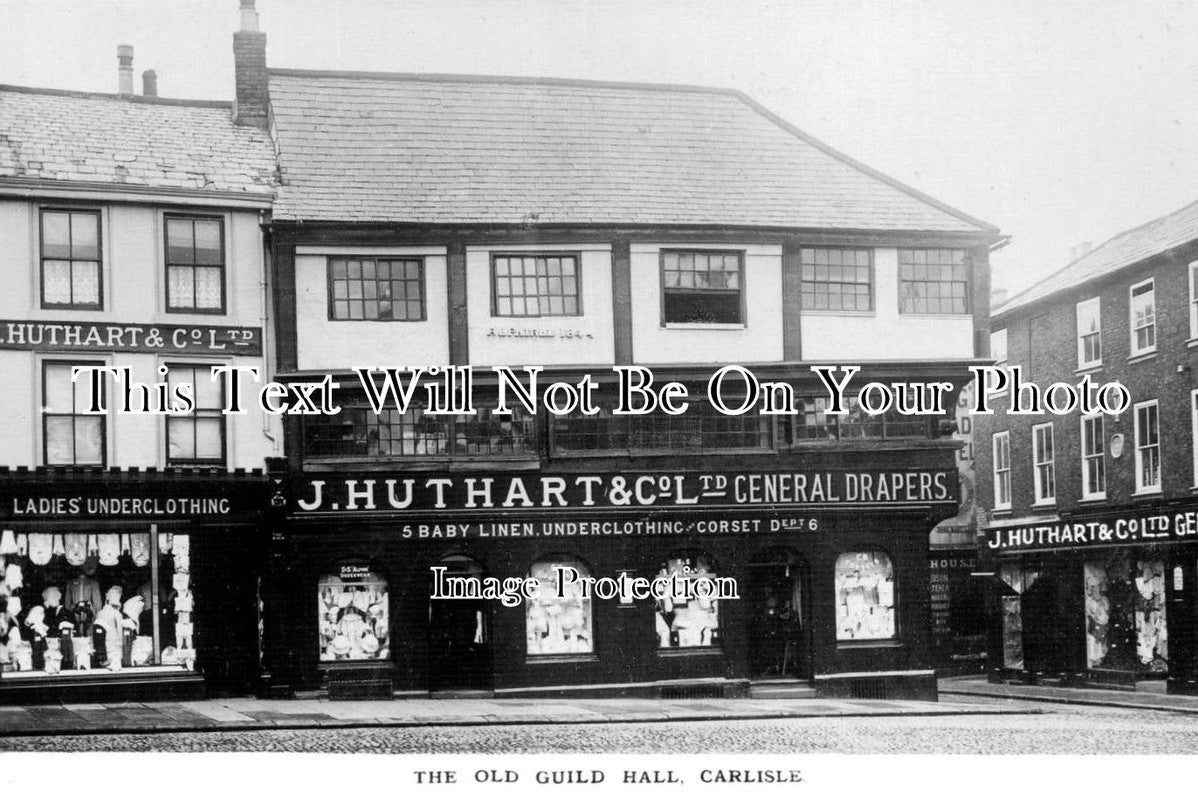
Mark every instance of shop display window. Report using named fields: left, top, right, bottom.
left=1083, top=553, right=1166, bottom=673
left=0, top=529, right=194, bottom=678
left=526, top=555, right=593, bottom=656
left=655, top=552, right=721, bottom=649
left=318, top=569, right=390, bottom=662
left=1134, top=559, right=1167, bottom=670
left=998, top=563, right=1039, bottom=670
left=834, top=551, right=896, bottom=641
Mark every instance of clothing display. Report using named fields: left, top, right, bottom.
left=527, top=557, right=593, bottom=655
left=834, top=551, right=895, bottom=641
left=0, top=530, right=196, bottom=677
left=317, top=572, right=389, bottom=661
left=654, top=554, right=721, bottom=649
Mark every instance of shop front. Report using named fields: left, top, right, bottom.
left=0, top=468, right=267, bottom=703
left=263, top=467, right=958, bottom=700
left=983, top=502, right=1198, bottom=694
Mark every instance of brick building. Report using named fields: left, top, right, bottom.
left=0, top=45, right=279, bottom=701
left=977, top=200, right=1198, bottom=694
left=225, top=3, right=1005, bottom=700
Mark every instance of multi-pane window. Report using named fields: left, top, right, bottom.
left=1076, top=297, right=1101, bottom=368
left=1192, top=391, right=1198, bottom=488
left=1135, top=400, right=1161, bottom=492
left=1190, top=261, right=1198, bottom=339
left=898, top=249, right=969, bottom=314
left=166, top=365, right=225, bottom=464
left=41, top=209, right=102, bottom=309
left=492, top=254, right=580, bottom=317
left=661, top=250, right=743, bottom=324
left=799, top=248, right=872, bottom=311
left=992, top=431, right=1011, bottom=510
left=1032, top=423, right=1055, bottom=504
left=329, top=258, right=425, bottom=321
left=165, top=216, right=224, bottom=312
left=834, top=551, right=896, bottom=641
left=527, top=556, right=593, bottom=655
left=655, top=552, right=722, bottom=648
left=304, top=403, right=537, bottom=458
left=1130, top=279, right=1156, bottom=356
left=42, top=362, right=105, bottom=466
left=1081, top=414, right=1106, bottom=500
left=552, top=402, right=770, bottom=453
left=786, top=396, right=926, bottom=442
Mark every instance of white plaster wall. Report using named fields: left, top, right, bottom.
left=0, top=198, right=279, bottom=469
left=629, top=243, right=784, bottom=364
left=799, top=248, right=975, bottom=361
left=294, top=247, right=451, bottom=370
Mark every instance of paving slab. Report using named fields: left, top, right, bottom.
left=940, top=676, right=1198, bottom=715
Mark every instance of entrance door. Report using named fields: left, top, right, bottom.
left=747, top=549, right=809, bottom=679
left=428, top=555, right=492, bottom=691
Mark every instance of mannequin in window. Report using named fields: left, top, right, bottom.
left=42, top=586, right=74, bottom=670
left=94, top=585, right=124, bottom=671
left=65, top=570, right=102, bottom=617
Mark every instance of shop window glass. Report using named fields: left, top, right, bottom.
left=304, top=403, right=537, bottom=459
left=0, top=530, right=194, bottom=677
left=317, top=569, right=389, bottom=662
left=998, top=563, right=1039, bottom=669
left=834, top=551, right=896, bottom=641
left=1134, top=559, right=1168, bottom=670
left=526, top=556, right=593, bottom=656
left=1083, top=554, right=1167, bottom=673
left=655, top=552, right=721, bottom=649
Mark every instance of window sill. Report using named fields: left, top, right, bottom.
left=897, top=313, right=973, bottom=320
left=662, top=322, right=746, bottom=331
left=801, top=309, right=876, bottom=317
left=1077, top=495, right=1108, bottom=504
left=1131, top=489, right=1164, bottom=499
left=1075, top=364, right=1103, bottom=377
left=837, top=639, right=903, bottom=650
left=1030, top=500, right=1057, bottom=510
left=657, top=646, right=723, bottom=658
left=1127, top=351, right=1157, bottom=364
left=1188, top=337, right=1198, bottom=349
left=165, top=307, right=227, bottom=317
left=526, top=654, right=599, bottom=665
left=991, top=507, right=1013, bottom=516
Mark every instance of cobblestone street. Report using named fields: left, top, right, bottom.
left=2, top=697, right=1195, bottom=754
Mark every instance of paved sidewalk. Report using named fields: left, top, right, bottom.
left=940, top=675, right=1198, bottom=714
left=0, top=694, right=1035, bottom=737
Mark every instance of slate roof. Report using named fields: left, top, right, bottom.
left=0, top=85, right=276, bottom=197
left=994, top=199, right=1198, bottom=320
left=268, top=70, right=995, bottom=233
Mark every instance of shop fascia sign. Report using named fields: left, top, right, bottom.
left=986, top=508, right=1198, bottom=553
left=1, top=482, right=263, bottom=521
left=291, top=469, right=957, bottom=515
left=0, top=319, right=262, bottom=356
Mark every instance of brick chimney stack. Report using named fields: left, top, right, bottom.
left=117, top=45, right=134, bottom=94
left=233, top=0, right=268, bottom=127
left=142, top=70, right=158, bottom=97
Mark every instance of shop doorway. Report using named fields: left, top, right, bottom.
left=427, top=554, right=492, bottom=691
left=747, top=549, right=810, bottom=679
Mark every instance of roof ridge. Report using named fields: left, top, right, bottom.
left=0, top=82, right=230, bottom=109
left=267, top=67, right=741, bottom=97
left=996, top=196, right=1198, bottom=315
left=730, top=90, right=998, bottom=235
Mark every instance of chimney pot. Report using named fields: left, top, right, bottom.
left=117, top=44, right=134, bottom=94
left=142, top=70, right=158, bottom=97
left=240, top=0, right=260, bottom=32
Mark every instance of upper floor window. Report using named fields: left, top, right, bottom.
left=1134, top=399, right=1161, bottom=493
left=1081, top=414, right=1106, bottom=500
left=1031, top=423, right=1055, bottom=505
left=42, top=361, right=105, bottom=466
left=166, top=364, right=225, bottom=465
left=786, top=395, right=926, bottom=442
left=661, top=250, right=743, bottom=324
left=799, top=248, right=872, bottom=311
left=41, top=209, right=102, bottom=309
left=992, top=431, right=1011, bottom=510
left=492, top=254, right=580, bottom=317
left=1076, top=297, right=1101, bottom=369
left=1129, top=279, right=1156, bottom=356
left=329, top=257, right=425, bottom=321
left=304, top=403, right=537, bottom=459
left=898, top=249, right=969, bottom=314
left=552, top=402, right=770, bottom=454
left=165, top=216, right=225, bottom=313
left=1192, top=390, right=1198, bottom=488
left=1190, top=260, right=1198, bottom=340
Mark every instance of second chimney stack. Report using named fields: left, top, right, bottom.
left=117, top=44, right=134, bottom=94
left=142, top=70, right=158, bottom=97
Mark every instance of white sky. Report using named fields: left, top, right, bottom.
left=3, top=0, right=1197, bottom=297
